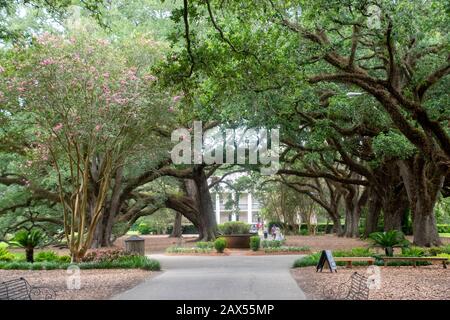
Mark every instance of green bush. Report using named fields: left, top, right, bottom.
left=299, top=229, right=309, bottom=236
left=264, top=246, right=310, bottom=253
left=333, top=247, right=374, bottom=257
left=0, top=255, right=160, bottom=271
left=214, top=238, right=227, bottom=253
left=436, top=253, right=450, bottom=260
left=249, top=236, right=260, bottom=251
left=167, top=224, right=198, bottom=235
left=293, top=253, right=321, bottom=267
left=137, top=223, right=152, bottom=235
left=261, top=240, right=284, bottom=248
left=218, top=221, right=250, bottom=235
left=0, top=246, right=15, bottom=262
left=401, top=246, right=426, bottom=257
left=437, top=224, right=450, bottom=233
left=59, top=255, right=71, bottom=263
left=195, top=241, right=214, bottom=249
left=166, top=246, right=213, bottom=254
left=35, top=251, right=60, bottom=262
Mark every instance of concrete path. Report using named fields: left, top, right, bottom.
left=113, top=254, right=306, bottom=300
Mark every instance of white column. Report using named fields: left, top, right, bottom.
left=215, top=193, right=220, bottom=224
left=247, top=193, right=253, bottom=224
left=231, top=192, right=237, bottom=221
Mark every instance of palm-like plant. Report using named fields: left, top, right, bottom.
left=10, top=229, right=45, bottom=263
left=368, top=230, right=409, bottom=256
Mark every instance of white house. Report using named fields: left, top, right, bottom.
left=211, top=192, right=262, bottom=225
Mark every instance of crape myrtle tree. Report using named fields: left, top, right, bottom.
left=167, top=0, right=448, bottom=246
left=0, top=25, right=175, bottom=260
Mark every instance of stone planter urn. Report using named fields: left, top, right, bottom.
left=222, top=234, right=255, bottom=249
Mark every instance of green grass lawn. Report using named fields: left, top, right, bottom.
left=439, top=233, right=450, bottom=238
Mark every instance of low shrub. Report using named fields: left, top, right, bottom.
left=35, top=251, right=60, bottom=262
left=218, top=221, right=250, bottom=235
left=298, top=229, right=309, bottom=236
left=264, top=246, right=310, bottom=253
left=166, top=224, right=198, bottom=235
left=436, top=253, right=450, bottom=260
left=437, top=224, right=450, bottom=234
left=401, top=246, right=426, bottom=257
left=166, top=246, right=213, bottom=254
left=0, top=246, right=15, bottom=262
left=82, top=248, right=127, bottom=263
left=137, top=223, right=152, bottom=235
left=0, top=255, right=160, bottom=271
left=195, top=241, right=214, bottom=249
left=293, top=253, right=321, bottom=267
left=214, top=238, right=227, bottom=253
left=261, top=240, right=285, bottom=248
left=249, top=236, right=260, bottom=251
left=59, top=255, right=71, bottom=263
left=332, top=247, right=374, bottom=257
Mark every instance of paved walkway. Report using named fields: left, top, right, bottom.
left=113, top=254, right=306, bottom=300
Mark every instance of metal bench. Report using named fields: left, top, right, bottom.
left=0, top=277, right=56, bottom=300
left=323, top=272, right=369, bottom=300
left=381, top=256, right=448, bottom=268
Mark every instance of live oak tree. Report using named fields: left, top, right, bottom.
left=167, top=0, right=448, bottom=246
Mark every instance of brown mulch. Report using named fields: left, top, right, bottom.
left=291, top=265, right=450, bottom=300
left=0, top=269, right=158, bottom=300
left=284, top=235, right=370, bottom=251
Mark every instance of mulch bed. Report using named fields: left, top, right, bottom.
left=291, top=265, right=450, bottom=300
left=0, top=269, right=158, bottom=300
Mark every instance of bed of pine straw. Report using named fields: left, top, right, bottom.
left=291, top=265, right=450, bottom=300
left=0, top=269, right=158, bottom=300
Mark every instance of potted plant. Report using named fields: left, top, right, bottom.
left=368, top=230, right=409, bottom=257
left=218, top=221, right=254, bottom=248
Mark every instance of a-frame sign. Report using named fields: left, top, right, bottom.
left=316, top=250, right=337, bottom=273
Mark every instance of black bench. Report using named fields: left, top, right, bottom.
left=0, top=277, right=56, bottom=300
left=323, top=272, right=369, bottom=300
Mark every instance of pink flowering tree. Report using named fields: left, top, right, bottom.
left=1, top=32, right=171, bottom=261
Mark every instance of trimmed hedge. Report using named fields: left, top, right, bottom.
left=437, top=224, right=450, bottom=234
left=166, top=224, right=198, bottom=235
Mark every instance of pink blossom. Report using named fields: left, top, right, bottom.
left=40, top=58, right=55, bottom=66
left=103, top=72, right=110, bottom=79
left=95, top=124, right=102, bottom=132
left=172, top=95, right=182, bottom=103
left=53, top=123, right=63, bottom=132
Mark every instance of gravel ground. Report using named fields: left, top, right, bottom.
left=291, top=265, right=450, bottom=300
left=0, top=269, right=158, bottom=300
